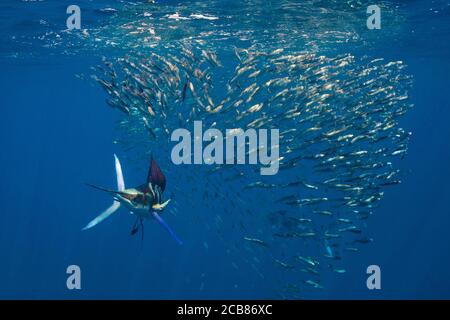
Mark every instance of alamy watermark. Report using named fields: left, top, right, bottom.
left=66, top=5, right=81, bottom=30
left=366, top=265, right=381, bottom=290
left=367, top=5, right=381, bottom=30
left=66, top=264, right=81, bottom=290
left=170, top=121, right=280, bottom=175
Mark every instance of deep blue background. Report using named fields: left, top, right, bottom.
left=0, top=0, right=449, bottom=299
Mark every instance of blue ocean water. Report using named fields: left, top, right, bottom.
left=0, top=0, right=449, bottom=299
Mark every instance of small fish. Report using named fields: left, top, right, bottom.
left=243, top=237, right=268, bottom=247
left=313, top=210, right=333, bottom=216
left=298, top=256, right=319, bottom=267
left=304, top=280, right=323, bottom=289
left=274, top=259, right=295, bottom=269
left=333, top=269, right=346, bottom=274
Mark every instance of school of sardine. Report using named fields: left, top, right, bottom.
left=61, top=0, right=412, bottom=298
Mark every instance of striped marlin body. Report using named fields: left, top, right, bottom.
left=83, top=154, right=182, bottom=245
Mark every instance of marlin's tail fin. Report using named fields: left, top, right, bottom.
left=82, top=201, right=121, bottom=230
left=83, top=154, right=126, bottom=230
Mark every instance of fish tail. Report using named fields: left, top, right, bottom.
left=82, top=201, right=121, bottom=230
left=83, top=154, right=126, bottom=230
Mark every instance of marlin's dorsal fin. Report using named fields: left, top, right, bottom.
left=147, top=156, right=166, bottom=191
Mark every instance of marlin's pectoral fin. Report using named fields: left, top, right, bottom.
left=152, top=199, right=171, bottom=211
left=151, top=211, right=183, bottom=245
left=83, top=201, right=121, bottom=230
left=130, top=216, right=141, bottom=235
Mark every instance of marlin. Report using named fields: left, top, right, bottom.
left=83, top=154, right=182, bottom=245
